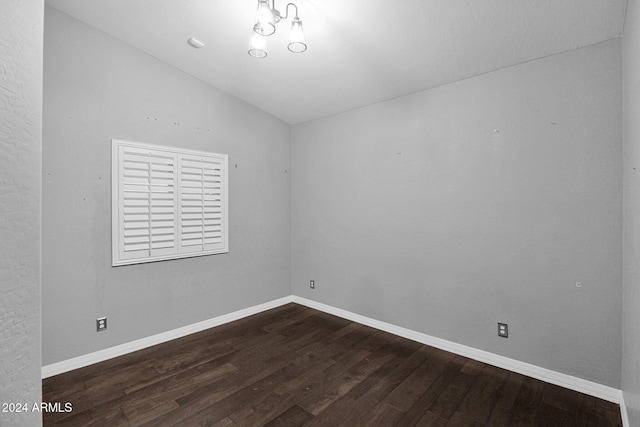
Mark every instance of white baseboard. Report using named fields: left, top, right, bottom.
left=621, top=394, right=630, bottom=427
left=42, top=294, right=623, bottom=410
left=41, top=296, right=294, bottom=379
left=291, top=296, right=623, bottom=405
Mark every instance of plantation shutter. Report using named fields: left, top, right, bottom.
left=112, top=139, right=228, bottom=266
left=178, top=154, right=228, bottom=254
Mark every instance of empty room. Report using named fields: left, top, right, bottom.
left=2, top=0, right=640, bottom=425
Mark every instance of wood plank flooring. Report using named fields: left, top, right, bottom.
left=42, top=303, right=623, bottom=426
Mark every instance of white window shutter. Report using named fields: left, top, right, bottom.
left=112, top=139, right=228, bottom=266
left=202, top=156, right=228, bottom=252
left=178, top=154, right=228, bottom=254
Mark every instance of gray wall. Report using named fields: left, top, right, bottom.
left=0, top=0, right=43, bottom=425
left=623, top=0, right=640, bottom=422
left=42, top=8, right=291, bottom=365
left=42, top=3, right=627, bottom=399
left=292, top=40, right=622, bottom=388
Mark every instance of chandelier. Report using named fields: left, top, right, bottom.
left=248, top=0, right=307, bottom=58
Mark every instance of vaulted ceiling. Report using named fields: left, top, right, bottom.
left=46, top=0, right=628, bottom=124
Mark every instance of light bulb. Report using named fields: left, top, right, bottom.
left=248, top=32, right=267, bottom=58
left=254, top=0, right=276, bottom=36
left=288, top=17, right=307, bottom=53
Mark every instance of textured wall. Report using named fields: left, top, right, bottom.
left=0, top=0, right=43, bottom=425
left=42, top=8, right=290, bottom=365
left=292, top=40, right=622, bottom=388
left=623, top=0, right=640, bottom=422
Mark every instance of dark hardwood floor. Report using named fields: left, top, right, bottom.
left=42, top=303, right=622, bottom=426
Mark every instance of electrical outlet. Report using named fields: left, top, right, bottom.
left=498, top=323, right=508, bottom=338
left=310, top=280, right=315, bottom=289
left=97, top=317, right=107, bottom=332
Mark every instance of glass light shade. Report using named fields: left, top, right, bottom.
left=253, top=0, right=276, bottom=36
left=248, top=33, right=267, bottom=58
left=287, top=17, right=307, bottom=53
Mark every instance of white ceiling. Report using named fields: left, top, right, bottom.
left=45, top=0, right=627, bottom=124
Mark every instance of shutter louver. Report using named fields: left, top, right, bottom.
left=113, top=139, right=228, bottom=266
left=179, top=155, right=227, bottom=254
left=117, top=146, right=178, bottom=263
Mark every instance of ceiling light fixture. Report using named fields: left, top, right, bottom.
left=248, top=0, right=307, bottom=58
